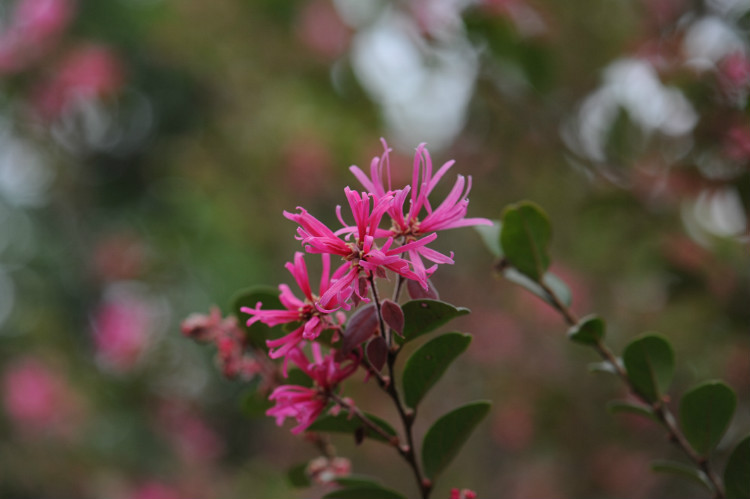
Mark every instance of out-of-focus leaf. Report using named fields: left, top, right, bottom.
left=341, top=304, right=378, bottom=354
left=407, top=278, right=439, bottom=300
left=622, top=334, right=675, bottom=403
left=651, top=460, right=712, bottom=492
left=568, top=315, right=605, bottom=345
left=400, top=300, right=470, bottom=343
left=474, top=219, right=502, bottom=258
left=288, top=462, right=310, bottom=488
left=323, top=486, right=405, bottom=499
left=334, top=475, right=382, bottom=488
left=679, top=380, right=736, bottom=456
left=724, top=435, right=750, bottom=499
left=402, top=332, right=472, bottom=408
left=232, top=286, right=283, bottom=349
left=421, top=401, right=491, bottom=479
left=500, top=201, right=551, bottom=281
left=503, top=268, right=572, bottom=308
left=240, top=389, right=273, bottom=418
left=381, top=299, right=404, bottom=336
left=606, top=400, right=656, bottom=421
left=308, top=412, right=397, bottom=444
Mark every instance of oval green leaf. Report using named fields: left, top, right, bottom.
left=622, top=333, right=675, bottom=403
left=679, top=380, right=737, bottom=456
left=651, top=460, right=712, bottom=492
left=308, top=412, right=397, bottom=444
left=323, top=486, right=405, bottom=499
left=500, top=201, right=551, bottom=281
left=401, top=299, right=470, bottom=343
left=724, top=435, right=750, bottom=499
left=287, top=462, right=311, bottom=488
left=402, top=332, right=472, bottom=408
left=606, top=400, right=656, bottom=421
left=421, top=401, right=491, bottom=479
left=503, top=268, right=572, bottom=308
left=568, top=314, right=605, bottom=346
left=473, top=219, right=503, bottom=258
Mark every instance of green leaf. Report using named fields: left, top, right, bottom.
left=403, top=332, right=472, bottom=408
left=323, top=486, right=405, bottom=499
left=473, top=220, right=502, bottom=258
left=287, top=462, right=311, bottom=488
left=725, top=435, right=750, bottom=499
left=422, top=401, right=491, bottom=479
left=651, top=460, right=712, bottom=492
left=334, top=475, right=382, bottom=488
left=606, top=400, right=656, bottom=421
left=232, top=286, right=283, bottom=349
left=622, top=334, right=675, bottom=403
left=308, top=412, right=397, bottom=444
left=503, top=268, right=572, bottom=308
left=680, top=380, right=737, bottom=456
left=401, top=300, right=470, bottom=343
left=568, top=315, right=605, bottom=346
left=240, top=390, right=273, bottom=418
left=500, top=201, right=551, bottom=281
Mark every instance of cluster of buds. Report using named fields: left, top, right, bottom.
left=181, top=306, right=260, bottom=380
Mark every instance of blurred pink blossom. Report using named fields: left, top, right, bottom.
left=32, top=44, right=125, bottom=120
left=155, top=400, right=224, bottom=465
left=93, top=232, right=147, bottom=282
left=306, top=456, right=351, bottom=484
left=718, top=52, right=750, bottom=95
left=2, top=356, right=82, bottom=436
left=283, top=135, right=333, bottom=198
left=295, top=0, right=349, bottom=60
left=0, top=0, right=74, bottom=74
left=491, top=397, right=535, bottom=452
left=450, top=489, right=477, bottom=499
left=92, top=291, right=152, bottom=372
left=723, top=123, right=750, bottom=163
left=129, top=481, right=185, bottom=499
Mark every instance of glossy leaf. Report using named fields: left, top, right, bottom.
left=422, top=401, right=491, bottom=479
left=402, top=332, right=472, bottom=408
left=401, top=299, right=470, bottom=343
left=606, top=400, right=656, bottom=421
left=503, top=268, right=572, bottom=308
left=381, top=299, right=404, bottom=336
left=500, top=201, right=551, bottom=281
left=308, top=412, right=397, bottom=444
left=232, top=286, right=283, bottom=349
left=622, top=334, right=675, bottom=403
left=568, top=315, right=605, bottom=346
left=473, top=219, right=502, bottom=258
left=287, top=462, right=310, bottom=488
left=341, top=304, right=378, bottom=354
left=680, top=380, right=736, bottom=456
left=651, top=460, right=712, bottom=492
left=724, top=435, right=750, bottom=499
left=323, top=486, right=405, bottom=499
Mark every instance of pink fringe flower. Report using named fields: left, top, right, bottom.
left=241, top=252, right=351, bottom=360
left=450, top=489, right=477, bottom=499
left=266, top=344, right=359, bottom=434
left=350, top=140, right=492, bottom=282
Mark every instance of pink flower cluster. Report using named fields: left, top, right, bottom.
left=181, top=307, right=261, bottom=380
left=240, top=140, right=490, bottom=434
left=450, top=489, right=477, bottom=499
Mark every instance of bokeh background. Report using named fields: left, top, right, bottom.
left=0, top=0, right=748, bottom=497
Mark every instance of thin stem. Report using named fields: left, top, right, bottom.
left=534, top=277, right=725, bottom=499
left=330, top=392, right=401, bottom=447
left=369, top=274, right=430, bottom=498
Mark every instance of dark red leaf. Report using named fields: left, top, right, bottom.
left=366, top=336, right=388, bottom=371
left=381, top=299, right=405, bottom=336
left=407, top=278, right=439, bottom=300
left=341, top=304, right=379, bottom=354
